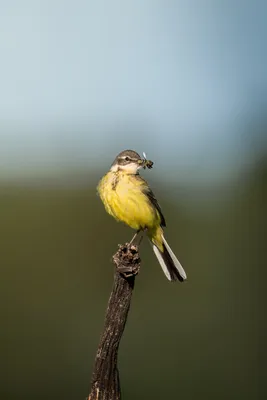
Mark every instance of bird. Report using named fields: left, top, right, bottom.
left=97, top=149, right=187, bottom=282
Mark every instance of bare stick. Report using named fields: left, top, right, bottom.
left=88, top=243, right=141, bottom=400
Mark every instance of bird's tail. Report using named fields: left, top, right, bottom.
left=150, top=229, right=187, bottom=282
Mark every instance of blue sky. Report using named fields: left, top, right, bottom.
left=0, top=0, right=266, bottom=181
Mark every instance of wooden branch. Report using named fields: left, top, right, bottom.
left=88, top=243, right=141, bottom=400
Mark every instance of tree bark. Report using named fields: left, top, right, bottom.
left=88, top=244, right=141, bottom=400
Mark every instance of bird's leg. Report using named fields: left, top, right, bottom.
left=137, top=227, right=148, bottom=246
left=128, top=227, right=147, bottom=247
left=128, top=230, right=140, bottom=246
left=137, top=233, right=144, bottom=246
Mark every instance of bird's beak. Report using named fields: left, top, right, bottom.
left=137, top=159, right=145, bottom=167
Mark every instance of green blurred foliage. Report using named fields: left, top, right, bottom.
left=0, top=159, right=265, bottom=400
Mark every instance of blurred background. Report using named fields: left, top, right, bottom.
left=1, top=1, right=266, bottom=399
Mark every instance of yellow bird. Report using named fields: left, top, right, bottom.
left=97, top=149, right=187, bottom=282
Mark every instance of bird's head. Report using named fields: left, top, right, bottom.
left=110, top=150, right=153, bottom=174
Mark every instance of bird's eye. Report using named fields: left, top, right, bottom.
left=125, top=156, right=130, bottom=161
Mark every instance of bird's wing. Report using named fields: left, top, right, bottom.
left=136, top=175, right=166, bottom=227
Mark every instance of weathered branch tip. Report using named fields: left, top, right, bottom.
left=88, top=243, right=141, bottom=400
left=113, top=243, right=141, bottom=279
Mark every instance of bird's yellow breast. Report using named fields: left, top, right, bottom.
left=97, top=171, right=161, bottom=231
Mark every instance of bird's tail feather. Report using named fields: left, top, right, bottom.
left=152, top=235, right=187, bottom=282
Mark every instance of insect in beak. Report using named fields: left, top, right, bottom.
left=141, top=152, right=154, bottom=169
